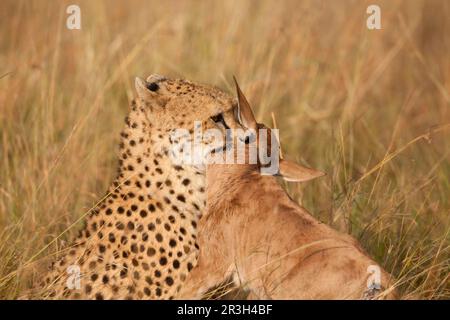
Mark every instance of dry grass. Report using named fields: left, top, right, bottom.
left=0, top=0, right=449, bottom=299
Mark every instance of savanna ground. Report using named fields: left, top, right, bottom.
left=0, top=0, right=449, bottom=299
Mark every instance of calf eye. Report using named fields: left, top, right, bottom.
left=146, top=82, right=159, bottom=92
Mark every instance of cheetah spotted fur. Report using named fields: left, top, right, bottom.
left=31, top=74, right=239, bottom=299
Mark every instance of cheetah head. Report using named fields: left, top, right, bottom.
left=133, top=74, right=244, bottom=171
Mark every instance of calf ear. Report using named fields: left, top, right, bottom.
left=233, top=76, right=257, bottom=130
left=279, top=159, right=326, bottom=182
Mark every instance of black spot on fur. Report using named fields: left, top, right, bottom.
left=147, top=247, right=156, bottom=257
left=165, top=276, right=174, bottom=286
left=140, top=210, right=147, bottom=218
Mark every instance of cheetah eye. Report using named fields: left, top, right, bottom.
left=210, top=113, right=230, bottom=130
left=146, top=82, right=159, bottom=92
left=210, top=113, right=223, bottom=123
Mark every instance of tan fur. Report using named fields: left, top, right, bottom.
left=179, top=165, right=397, bottom=299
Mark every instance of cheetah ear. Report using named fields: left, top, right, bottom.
left=278, top=159, right=326, bottom=182
left=135, top=77, right=166, bottom=107
left=135, top=77, right=151, bottom=99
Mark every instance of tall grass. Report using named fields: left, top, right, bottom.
left=0, top=0, right=449, bottom=299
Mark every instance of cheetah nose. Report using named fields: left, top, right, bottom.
left=146, top=74, right=166, bottom=83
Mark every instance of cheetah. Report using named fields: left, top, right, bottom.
left=30, top=74, right=243, bottom=299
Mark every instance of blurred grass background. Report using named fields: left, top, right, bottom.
left=0, top=0, right=449, bottom=299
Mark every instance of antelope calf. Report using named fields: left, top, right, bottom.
left=178, top=80, right=397, bottom=300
